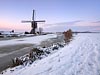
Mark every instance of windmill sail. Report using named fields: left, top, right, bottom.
left=21, top=10, right=45, bottom=34
left=32, top=10, right=35, bottom=21
left=21, top=21, right=32, bottom=23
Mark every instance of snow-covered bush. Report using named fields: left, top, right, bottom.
left=11, top=42, right=65, bottom=67
left=12, top=57, right=23, bottom=67
left=30, top=48, right=44, bottom=60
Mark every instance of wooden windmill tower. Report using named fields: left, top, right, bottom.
left=22, top=10, right=45, bottom=34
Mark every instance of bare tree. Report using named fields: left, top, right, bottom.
left=39, top=27, right=43, bottom=34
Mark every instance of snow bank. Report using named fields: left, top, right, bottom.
left=2, top=33, right=100, bottom=75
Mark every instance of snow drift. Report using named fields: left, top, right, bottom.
left=2, top=33, right=100, bottom=75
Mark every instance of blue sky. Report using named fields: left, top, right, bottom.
left=0, top=0, right=100, bottom=32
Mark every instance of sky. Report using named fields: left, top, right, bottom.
left=0, top=0, right=100, bottom=32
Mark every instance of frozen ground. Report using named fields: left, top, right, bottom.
left=1, top=33, right=100, bottom=75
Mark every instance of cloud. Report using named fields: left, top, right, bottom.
left=92, top=21, right=100, bottom=23
left=43, top=20, right=82, bottom=28
left=44, top=20, right=100, bottom=28
left=45, top=20, right=82, bottom=26
left=1, top=20, right=100, bottom=32
left=74, top=21, right=100, bottom=26
left=43, top=20, right=100, bottom=32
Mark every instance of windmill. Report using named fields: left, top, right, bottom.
left=21, top=10, right=45, bottom=34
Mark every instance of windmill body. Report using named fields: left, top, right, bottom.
left=22, top=10, right=45, bottom=34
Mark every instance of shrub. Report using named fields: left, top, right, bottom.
left=63, top=29, right=73, bottom=43
left=30, top=48, right=44, bottom=61
left=52, top=46, right=59, bottom=50
left=12, top=57, right=23, bottom=67
left=57, top=43, right=64, bottom=47
left=45, top=51, right=50, bottom=54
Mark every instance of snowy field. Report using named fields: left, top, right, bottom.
left=0, top=34, right=57, bottom=47
left=1, top=33, right=100, bottom=75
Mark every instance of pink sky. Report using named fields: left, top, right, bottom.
left=0, top=19, right=30, bottom=31
left=0, top=20, right=100, bottom=32
left=0, top=0, right=100, bottom=32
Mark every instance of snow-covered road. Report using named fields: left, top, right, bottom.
left=2, top=33, right=100, bottom=75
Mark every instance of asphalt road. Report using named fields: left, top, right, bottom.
left=0, top=44, right=33, bottom=72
